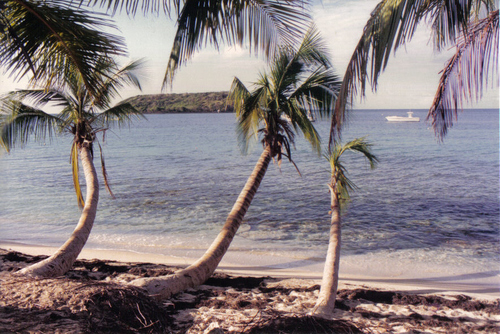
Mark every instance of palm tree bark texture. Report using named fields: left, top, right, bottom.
left=130, top=146, right=272, bottom=298
left=313, top=183, right=341, bottom=316
left=18, top=142, right=99, bottom=277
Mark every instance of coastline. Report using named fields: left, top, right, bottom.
left=1, top=245, right=499, bottom=333
left=2, top=240, right=498, bottom=301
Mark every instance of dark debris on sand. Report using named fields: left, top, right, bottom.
left=1, top=249, right=499, bottom=334
left=246, top=314, right=363, bottom=334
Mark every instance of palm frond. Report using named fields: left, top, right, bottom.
left=325, top=137, right=378, bottom=204
left=237, top=86, right=267, bottom=154
left=329, top=0, right=497, bottom=147
left=232, top=26, right=337, bottom=161
left=0, top=6, right=36, bottom=75
left=228, top=77, right=251, bottom=117
left=339, top=137, right=379, bottom=169
left=71, top=141, right=85, bottom=209
left=0, top=0, right=127, bottom=97
left=97, top=141, right=115, bottom=199
left=427, top=9, right=499, bottom=140
left=91, top=102, right=145, bottom=130
left=92, top=58, right=145, bottom=109
left=289, top=67, right=340, bottom=119
left=420, top=0, right=494, bottom=50
left=291, top=24, right=332, bottom=68
left=5, top=89, right=71, bottom=109
left=269, top=50, right=301, bottom=94
left=329, top=0, right=425, bottom=147
left=283, top=98, right=320, bottom=153
left=162, top=0, right=311, bottom=88
left=336, top=164, right=357, bottom=202
left=0, top=98, right=62, bottom=152
left=325, top=153, right=355, bottom=203
left=85, top=0, right=176, bottom=15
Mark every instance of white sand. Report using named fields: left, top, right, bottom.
left=1, top=240, right=499, bottom=301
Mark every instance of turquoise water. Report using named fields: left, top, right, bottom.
left=0, top=109, right=498, bottom=272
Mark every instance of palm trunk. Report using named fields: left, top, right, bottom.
left=313, top=182, right=341, bottom=317
left=17, top=143, right=99, bottom=277
left=130, top=146, right=272, bottom=299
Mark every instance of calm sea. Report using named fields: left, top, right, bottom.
left=1, top=109, right=498, bottom=277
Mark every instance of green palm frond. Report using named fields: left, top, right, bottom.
left=229, top=77, right=251, bottom=117
left=92, top=58, right=145, bottom=109
left=326, top=137, right=378, bottom=204
left=229, top=78, right=265, bottom=154
left=0, top=0, right=126, bottom=97
left=231, top=25, right=340, bottom=161
left=163, top=0, right=311, bottom=88
left=290, top=24, right=332, bottom=68
left=2, top=56, right=145, bottom=206
left=97, top=140, right=115, bottom=199
left=92, top=102, right=145, bottom=131
left=427, top=9, right=499, bottom=140
left=70, top=141, right=85, bottom=209
left=334, top=161, right=357, bottom=202
left=0, top=99, right=62, bottom=152
left=6, top=89, right=71, bottom=110
left=289, top=67, right=340, bottom=119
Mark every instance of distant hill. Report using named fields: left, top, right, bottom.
left=123, top=92, right=234, bottom=114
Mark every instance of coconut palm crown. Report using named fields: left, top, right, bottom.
left=0, top=58, right=144, bottom=278
left=326, top=137, right=379, bottom=206
left=230, top=25, right=340, bottom=165
left=0, top=58, right=145, bottom=208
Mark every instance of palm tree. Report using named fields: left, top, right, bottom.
left=129, top=26, right=341, bottom=299
left=0, top=58, right=144, bottom=277
left=312, top=138, right=378, bottom=317
left=87, top=0, right=312, bottom=88
left=328, top=0, right=498, bottom=145
left=0, top=0, right=126, bottom=98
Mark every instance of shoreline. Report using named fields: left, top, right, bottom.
left=2, top=240, right=498, bottom=301
left=1, top=246, right=499, bottom=333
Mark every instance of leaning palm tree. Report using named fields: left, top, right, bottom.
left=313, top=138, right=378, bottom=317
left=0, top=0, right=126, bottom=98
left=87, top=0, right=312, bottom=88
left=129, top=26, right=341, bottom=299
left=328, top=0, right=498, bottom=145
left=0, top=58, right=144, bottom=277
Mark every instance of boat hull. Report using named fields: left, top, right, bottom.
left=385, top=116, right=420, bottom=122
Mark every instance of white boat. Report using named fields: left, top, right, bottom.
left=385, top=111, right=420, bottom=122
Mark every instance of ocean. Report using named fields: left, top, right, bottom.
left=1, top=109, right=498, bottom=279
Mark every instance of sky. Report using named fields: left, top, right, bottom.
left=0, top=0, right=498, bottom=110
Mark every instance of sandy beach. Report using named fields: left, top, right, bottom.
left=1, top=242, right=499, bottom=333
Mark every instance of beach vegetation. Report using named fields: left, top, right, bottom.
left=0, top=58, right=144, bottom=277
left=128, top=25, right=341, bottom=298
left=123, top=91, right=234, bottom=114
left=328, top=0, right=498, bottom=145
left=312, top=137, right=378, bottom=317
left=0, top=0, right=126, bottom=99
